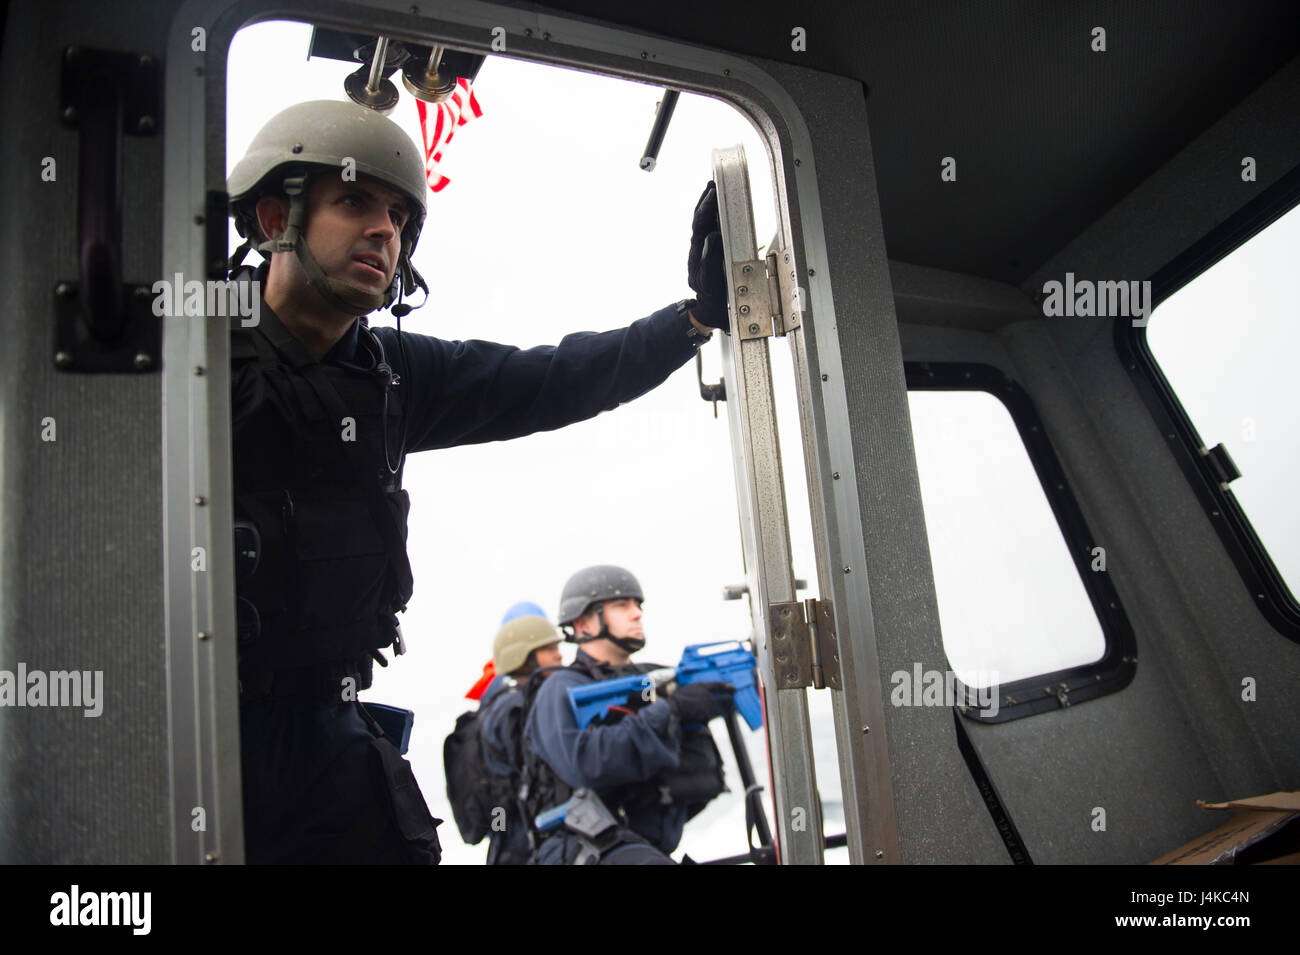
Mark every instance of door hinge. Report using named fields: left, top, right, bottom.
left=733, top=247, right=803, bottom=340
left=769, top=597, right=840, bottom=690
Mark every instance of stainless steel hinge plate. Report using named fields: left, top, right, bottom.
left=733, top=259, right=775, bottom=339
left=733, top=248, right=804, bottom=340
left=771, top=248, right=803, bottom=333
left=769, top=597, right=840, bottom=690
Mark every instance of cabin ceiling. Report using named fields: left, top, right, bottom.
left=536, top=0, right=1300, bottom=285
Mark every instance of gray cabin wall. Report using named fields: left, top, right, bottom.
left=753, top=61, right=1010, bottom=863
left=887, top=54, right=1300, bottom=863
left=0, top=0, right=180, bottom=862
left=896, top=273, right=1269, bottom=863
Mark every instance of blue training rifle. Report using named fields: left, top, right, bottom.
left=566, top=640, right=763, bottom=731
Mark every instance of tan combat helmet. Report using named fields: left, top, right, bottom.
left=227, top=99, right=429, bottom=316
left=493, top=615, right=562, bottom=676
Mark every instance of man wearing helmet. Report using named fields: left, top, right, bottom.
left=520, top=566, right=735, bottom=864
left=227, top=101, right=728, bottom=865
left=477, top=610, right=563, bottom=865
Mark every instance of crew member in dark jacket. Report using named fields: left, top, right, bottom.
left=226, top=100, right=730, bottom=864
left=479, top=612, right=563, bottom=864
left=523, top=566, right=734, bottom=864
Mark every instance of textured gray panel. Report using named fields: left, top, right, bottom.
left=1026, top=53, right=1300, bottom=295
left=0, top=0, right=173, bottom=863
left=537, top=0, right=1300, bottom=285
left=886, top=280, right=1299, bottom=861
left=754, top=59, right=1007, bottom=863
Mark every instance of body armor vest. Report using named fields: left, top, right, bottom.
left=231, top=309, right=413, bottom=678
left=520, top=658, right=726, bottom=839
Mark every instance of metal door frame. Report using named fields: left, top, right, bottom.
left=165, top=0, right=899, bottom=863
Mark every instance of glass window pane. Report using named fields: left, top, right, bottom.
left=1146, top=205, right=1300, bottom=598
left=907, top=390, right=1106, bottom=686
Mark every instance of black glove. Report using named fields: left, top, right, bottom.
left=668, top=681, right=734, bottom=724
left=687, top=181, right=729, bottom=330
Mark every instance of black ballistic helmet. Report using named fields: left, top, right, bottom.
left=557, top=565, right=644, bottom=628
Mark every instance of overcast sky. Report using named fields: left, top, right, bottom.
left=227, top=19, right=1297, bottom=864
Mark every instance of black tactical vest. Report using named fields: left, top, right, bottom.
left=519, top=658, right=726, bottom=836
left=231, top=306, right=413, bottom=679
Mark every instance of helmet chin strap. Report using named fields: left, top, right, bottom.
left=573, top=603, right=645, bottom=654
left=255, top=175, right=397, bottom=317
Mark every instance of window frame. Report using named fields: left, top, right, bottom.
left=906, top=362, right=1138, bottom=723
left=1113, top=162, right=1300, bottom=643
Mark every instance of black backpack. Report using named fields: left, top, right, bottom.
left=444, top=700, right=513, bottom=845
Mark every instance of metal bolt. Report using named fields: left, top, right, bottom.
left=291, top=143, right=303, bottom=154
left=842, top=565, right=851, bottom=573
left=133, top=286, right=151, bottom=298
left=139, top=54, right=154, bottom=68
left=198, top=630, right=211, bottom=641
left=524, top=28, right=532, bottom=36
left=832, top=471, right=840, bottom=479
left=862, top=725, right=870, bottom=734
left=62, top=106, right=78, bottom=124
left=723, top=68, right=730, bottom=76
left=54, top=351, right=73, bottom=368
left=194, top=496, right=206, bottom=506
left=194, top=214, right=205, bottom=225
left=204, top=851, right=218, bottom=864
left=194, top=366, right=205, bottom=376
left=742, top=264, right=753, bottom=274
left=794, top=158, right=801, bottom=167
left=55, top=282, right=74, bottom=299
left=875, top=849, right=884, bottom=859
left=137, top=115, right=156, bottom=134
left=808, top=268, right=816, bottom=276
left=133, top=353, right=153, bottom=370
left=737, top=285, right=748, bottom=295
left=739, top=305, right=750, bottom=315
left=542, top=31, right=551, bottom=40
left=640, top=51, right=648, bottom=59
left=747, top=323, right=759, bottom=334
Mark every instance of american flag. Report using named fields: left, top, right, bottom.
left=416, top=78, right=483, bottom=193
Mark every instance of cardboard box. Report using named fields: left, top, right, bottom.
left=1151, top=791, right=1300, bottom=865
